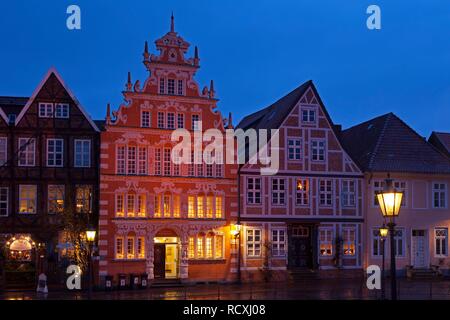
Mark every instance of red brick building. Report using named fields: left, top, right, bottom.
left=236, top=81, right=364, bottom=281
left=98, top=17, right=237, bottom=285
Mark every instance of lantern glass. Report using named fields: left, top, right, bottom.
left=86, top=230, right=96, bottom=242
left=231, top=224, right=241, bottom=237
left=379, top=226, right=388, bottom=238
left=376, top=191, right=403, bottom=218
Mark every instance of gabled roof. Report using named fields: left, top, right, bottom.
left=429, top=132, right=450, bottom=158
left=14, top=67, right=100, bottom=132
left=341, top=113, right=450, bottom=174
left=0, top=97, right=28, bottom=124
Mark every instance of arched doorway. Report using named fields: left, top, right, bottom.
left=153, top=229, right=180, bottom=279
left=3, top=235, right=38, bottom=288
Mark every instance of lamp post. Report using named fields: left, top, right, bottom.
left=85, top=227, right=96, bottom=300
left=379, top=224, right=388, bottom=300
left=231, top=223, right=242, bottom=284
left=376, top=178, right=403, bottom=300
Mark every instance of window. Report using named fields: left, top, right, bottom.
left=343, top=227, right=356, bottom=256
left=47, top=139, right=64, bottom=167
left=247, top=177, right=261, bottom=205
left=373, top=180, right=384, bottom=206
left=246, top=229, right=262, bottom=257
left=163, top=148, right=171, bottom=176
left=0, top=188, right=8, bottom=216
left=177, top=113, right=184, bottom=129
left=154, top=194, right=161, bottom=217
left=138, top=147, right=147, bottom=175
left=188, top=151, right=195, bottom=177
left=137, top=237, right=145, bottom=259
left=141, top=111, right=151, bottom=128
left=127, top=194, right=135, bottom=217
left=435, top=228, right=448, bottom=257
left=18, top=138, right=35, bottom=166
left=197, top=196, right=204, bottom=218
left=371, top=229, right=384, bottom=257
left=39, top=103, right=53, bottom=118
left=173, top=195, right=180, bottom=218
left=271, top=229, right=286, bottom=257
left=311, top=140, right=325, bottom=161
left=192, top=114, right=200, bottom=131
left=76, top=185, right=92, bottom=214
left=163, top=194, right=171, bottom=217
left=215, top=196, right=223, bottom=218
left=137, top=195, right=146, bottom=217
left=159, top=78, right=165, bottom=94
left=74, top=139, right=90, bottom=168
left=167, top=112, right=175, bottom=129
left=117, top=146, right=126, bottom=174
left=48, top=185, right=64, bottom=214
left=127, top=146, right=137, bottom=174
left=288, top=139, right=301, bottom=160
left=433, top=183, right=447, bottom=208
left=302, top=109, right=316, bottom=123
left=19, top=185, right=37, bottom=214
left=196, top=151, right=203, bottom=176
left=296, top=179, right=309, bottom=206
left=197, top=237, right=204, bottom=258
left=173, top=152, right=180, bottom=176
left=206, top=235, right=213, bottom=258
left=188, top=196, right=195, bottom=218
left=127, top=237, right=135, bottom=259
left=206, top=164, right=213, bottom=177
left=215, top=235, right=224, bottom=259
left=394, top=229, right=405, bottom=257
left=8, top=114, right=16, bottom=125
left=206, top=196, right=213, bottom=218
left=55, top=103, right=69, bottom=118
left=116, top=237, right=124, bottom=259
left=341, top=180, right=356, bottom=207
left=319, top=228, right=333, bottom=256
left=154, top=148, right=161, bottom=175
left=215, top=163, right=223, bottom=177
left=0, top=137, right=7, bottom=166
left=394, top=181, right=407, bottom=207
left=319, top=180, right=333, bottom=207
left=188, top=237, right=195, bottom=258
left=177, top=79, right=184, bottom=95
left=374, top=180, right=406, bottom=207
left=168, top=79, right=175, bottom=95
left=271, top=178, right=285, bottom=205
left=157, top=112, right=165, bottom=129
left=116, top=194, right=124, bottom=217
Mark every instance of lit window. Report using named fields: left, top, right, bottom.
left=319, top=180, right=333, bottom=207
left=0, top=187, right=9, bottom=217
left=197, top=196, right=204, bottom=218
left=215, top=196, right=223, bottom=218
left=343, top=227, right=356, bottom=256
left=271, top=178, right=285, bottom=205
left=296, top=179, right=309, bottom=206
left=48, top=185, right=64, bottom=214
left=127, top=194, right=135, bottom=217
left=173, top=195, right=180, bottom=218
left=117, top=146, right=126, bottom=174
left=435, top=228, right=448, bottom=257
left=433, top=183, right=447, bottom=208
left=18, top=138, right=35, bottom=166
left=0, top=137, right=7, bottom=166
left=168, top=79, right=175, bottom=95
left=206, top=196, right=214, bottom=218
left=215, top=235, right=224, bottom=259
left=116, top=194, right=124, bottom=217
left=311, top=140, right=325, bottom=161
left=137, top=237, right=145, bottom=259
left=47, top=139, right=64, bottom=167
left=163, top=194, right=171, bottom=217
left=188, top=196, right=195, bottom=218
left=154, top=194, right=161, bottom=217
left=19, top=185, right=37, bottom=214
left=197, top=236, right=204, bottom=258
left=127, top=146, right=136, bottom=174
left=247, top=177, right=261, bottom=205
left=141, top=111, right=151, bottom=128
left=206, top=235, right=213, bottom=258
left=138, top=147, right=147, bottom=175
left=116, top=237, right=124, bottom=259
left=319, top=228, right=333, bottom=256
left=167, top=112, right=175, bottom=129
left=341, top=180, right=356, bottom=207
left=39, top=102, right=53, bottom=118
left=127, top=237, right=135, bottom=259
left=55, top=103, right=69, bottom=118
left=271, top=229, right=286, bottom=257
left=246, top=229, right=262, bottom=257
left=75, top=185, right=92, bottom=214
left=188, top=237, right=195, bottom=258
left=157, top=112, right=165, bottom=129
left=74, top=139, right=90, bottom=168
left=137, top=195, right=146, bottom=217
left=288, top=139, right=301, bottom=160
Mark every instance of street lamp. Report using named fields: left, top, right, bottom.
left=231, top=223, right=242, bottom=284
left=379, top=224, right=388, bottom=300
left=85, top=226, right=96, bottom=300
left=376, top=178, right=403, bottom=300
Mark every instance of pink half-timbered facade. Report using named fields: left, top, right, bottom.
left=237, top=81, right=364, bottom=280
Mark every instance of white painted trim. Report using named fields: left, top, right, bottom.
left=18, top=137, right=36, bottom=167
left=15, top=68, right=100, bottom=132
left=74, top=139, right=91, bottom=168
left=46, top=138, right=64, bottom=167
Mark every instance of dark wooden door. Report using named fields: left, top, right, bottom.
left=289, top=227, right=313, bottom=268
left=154, top=244, right=166, bottom=279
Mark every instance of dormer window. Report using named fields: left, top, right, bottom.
left=8, top=114, right=16, bottom=125
left=55, top=103, right=69, bottom=118
left=168, top=79, right=175, bottom=95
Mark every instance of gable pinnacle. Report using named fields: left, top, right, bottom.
left=126, top=72, right=132, bottom=91
left=170, top=12, right=175, bottom=32
left=143, top=41, right=149, bottom=60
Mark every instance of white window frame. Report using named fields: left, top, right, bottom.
left=0, top=137, right=7, bottom=166
left=394, top=228, right=405, bottom=257
left=19, top=185, right=37, bottom=214
left=271, top=178, right=286, bottom=206
left=342, top=227, right=356, bottom=256
left=46, top=139, right=64, bottom=167
left=271, top=228, right=286, bottom=257
left=138, top=147, right=148, bottom=175
left=433, top=182, right=447, bottom=209
left=39, top=102, right=53, bottom=118
left=435, top=228, right=448, bottom=257
left=371, top=228, right=384, bottom=257
left=167, top=112, right=175, bottom=129
left=116, top=145, right=126, bottom=174
left=74, top=139, right=91, bottom=168
left=192, top=114, right=200, bottom=131
left=246, top=228, right=262, bottom=258
left=341, top=180, right=356, bottom=207
left=301, top=107, right=316, bottom=123
left=319, top=179, right=333, bottom=207
left=18, top=137, right=35, bottom=167
left=159, top=78, right=165, bottom=95
left=295, top=178, right=309, bottom=206
left=319, top=227, right=333, bottom=256
left=167, top=78, right=175, bottom=95
left=177, top=113, right=185, bottom=129
left=311, top=139, right=326, bottom=162
left=55, top=103, right=69, bottom=118
left=157, top=112, right=165, bottom=129
left=127, top=146, right=137, bottom=175
left=141, top=110, right=151, bottom=128
left=287, top=139, right=301, bottom=161
left=0, top=187, right=8, bottom=217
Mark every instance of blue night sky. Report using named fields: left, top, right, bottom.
left=0, top=0, right=449, bottom=136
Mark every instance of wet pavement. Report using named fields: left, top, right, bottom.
left=2, top=278, right=450, bottom=300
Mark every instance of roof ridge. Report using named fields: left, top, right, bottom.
left=367, top=112, right=392, bottom=171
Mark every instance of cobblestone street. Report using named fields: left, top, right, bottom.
left=2, top=278, right=450, bottom=300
